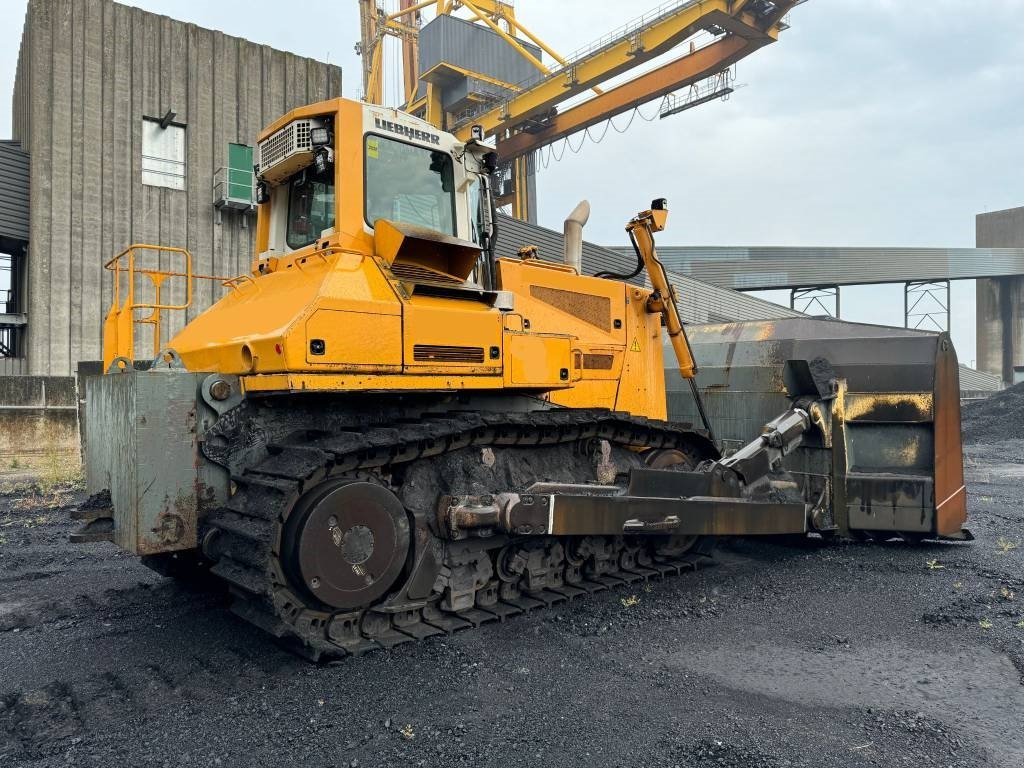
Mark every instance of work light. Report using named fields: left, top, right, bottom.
left=310, top=126, right=331, bottom=146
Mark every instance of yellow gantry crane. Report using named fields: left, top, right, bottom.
left=357, top=0, right=801, bottom=220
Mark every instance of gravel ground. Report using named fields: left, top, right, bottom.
left=1, top=438, right=1023, bottom=767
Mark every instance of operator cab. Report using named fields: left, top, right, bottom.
left=252, top=99, right=498, bottom=289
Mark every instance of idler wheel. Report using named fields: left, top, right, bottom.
left=644, top=447, right=696, bottom=471
left=281, top=479, right=410, bottom=610
left=645, top=448, right=699, bottom=556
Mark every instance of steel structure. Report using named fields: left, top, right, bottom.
left=615, top=242, right=1024, bottom=328
left=357, top=0, right=800, bottom=219
left=904, top=280, right=950, bottom=332
left=790, top=285, right=839, bottom=318
left=618, top=245, right=1024, bottom=291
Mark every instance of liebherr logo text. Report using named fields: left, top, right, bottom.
left=374, top=117, right=441, bottom=145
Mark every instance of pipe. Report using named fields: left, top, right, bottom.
left=563, top=200, right=590, bottom=273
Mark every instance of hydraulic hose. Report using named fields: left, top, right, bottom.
left=594, top=229, right=645, bottom=281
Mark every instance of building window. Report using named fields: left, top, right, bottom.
left=142, top=117, right=186, bottom=190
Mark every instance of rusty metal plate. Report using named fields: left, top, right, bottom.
left=84, top=371, right=226, bottom=555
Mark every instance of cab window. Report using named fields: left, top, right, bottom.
left=286, top=165, right=335, bottom=250
left=364, top=134, right=455, bottom=235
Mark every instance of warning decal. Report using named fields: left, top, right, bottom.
left=630, top=338, right=641, bottom=352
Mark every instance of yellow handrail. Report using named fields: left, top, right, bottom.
left=102, top=244, right=232, bottom=371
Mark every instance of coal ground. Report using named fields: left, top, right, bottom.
left=962, top=380, right=1024, bottom=444
left=2, top=407, right=1023, bottom=766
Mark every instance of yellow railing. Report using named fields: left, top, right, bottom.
left=102, top=244, right=232, bottom=371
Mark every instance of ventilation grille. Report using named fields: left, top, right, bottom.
left=413, top=344, right=485, bottom=363
left=391, top=263, right=463, bottom=286
left=257, top=119, right=321, bottom=183
left=530, top=285, right=612, bottom=332
left=582, top=353, right=614, bottom=370
left=259, top=120, right=311, bottom=169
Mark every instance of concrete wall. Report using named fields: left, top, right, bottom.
left=0, top=375, right=79, bottom=459
left=12, top=0, right=342, bottom=375
left=0, top=358, right=28, bottom=376
left=976, top=206, right=1024, bottom=383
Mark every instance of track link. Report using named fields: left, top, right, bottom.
left=203, top=409, right=716, bottom=660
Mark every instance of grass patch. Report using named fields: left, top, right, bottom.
left=2, top=501, right=54, bottom=526
left=996, top=537, right=1020, bottom=554
left=38, top=445, right=83, bottom=494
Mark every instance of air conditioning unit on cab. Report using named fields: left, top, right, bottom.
left=257, top=118, right=327, bottom=184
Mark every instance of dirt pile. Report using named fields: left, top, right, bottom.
left=961, top=381, right=1024, bottom=444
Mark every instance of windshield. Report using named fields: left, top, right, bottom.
left=364, top=135, right=455, bottom=235
left=286, top=165, right=335, bottom=250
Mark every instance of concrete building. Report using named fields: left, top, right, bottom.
left=4, top=0, right=342, bottom=376
left=977, top=206, right=1024, bottom=384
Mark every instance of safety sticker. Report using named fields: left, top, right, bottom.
left=630, top=337, right=641, bottom=352
left=367, top=138, right=379, bottom=159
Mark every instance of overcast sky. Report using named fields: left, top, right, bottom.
left=3, top=0, right=1023, bottom=366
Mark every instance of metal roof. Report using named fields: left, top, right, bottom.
left=608, top=245, right=1024, bottom=290
left=0, top=141, right=29, bottom=243
left=493, top=216, right=991, bottom=395
left=494, top=214, right=801, bottom=323
left=958, top=365, right=1002, bottom=393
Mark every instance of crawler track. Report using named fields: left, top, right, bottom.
left=202, top=409, right=717, bottom=659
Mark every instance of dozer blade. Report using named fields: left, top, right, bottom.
left=667, top=317, right=967, bottom=540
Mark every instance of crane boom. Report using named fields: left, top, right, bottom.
left=451, top=0, right=797, bottom=141
left=356, top=0, right=802, bottom=218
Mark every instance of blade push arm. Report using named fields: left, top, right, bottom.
left=437, top=402, right=819, bottom=541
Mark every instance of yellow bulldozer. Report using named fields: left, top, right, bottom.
left=75, top=97, right=969, bottom=658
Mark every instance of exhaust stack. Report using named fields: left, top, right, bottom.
left=563, top=200, right=590, bottom=272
